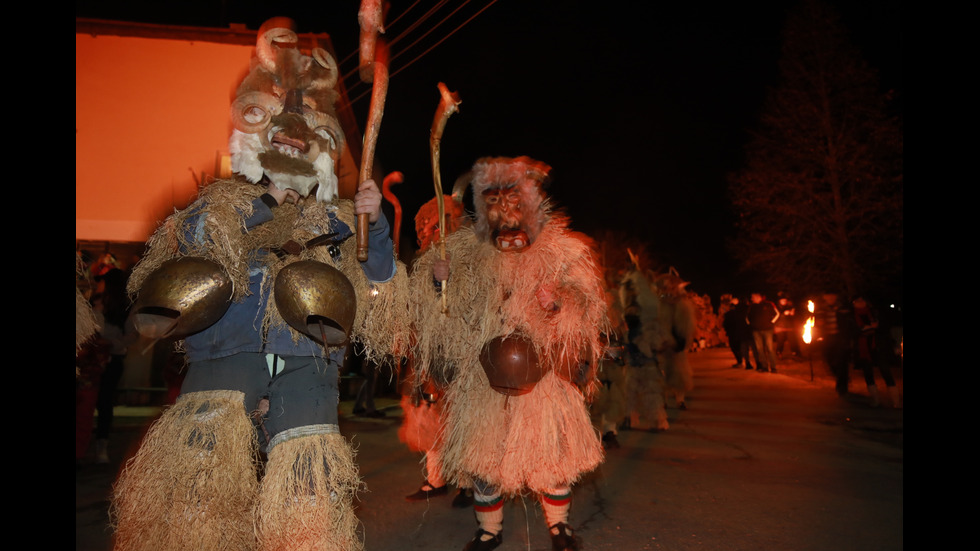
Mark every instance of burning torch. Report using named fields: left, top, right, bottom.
left=803, top=300, right=815, bottom=381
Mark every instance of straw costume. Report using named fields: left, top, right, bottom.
left=408, top=157, right=607, bottom=551
left=653, top=269, right=696, bottom=410
left=618, top=267, right=671, bottom=431
left=110, top=18, right=407, bottom=551
left=399, top=195, right=473, bottom=506
left=590, top=291, right=630, bottom=449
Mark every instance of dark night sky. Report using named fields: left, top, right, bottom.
left=76, top=1, right=903, bottom=300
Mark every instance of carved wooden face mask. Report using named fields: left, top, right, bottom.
left=468, top=156, right=552, bottom=251
left=484, top=186, right=530, bottom=251
left=228, top=18, right=345, bottom=202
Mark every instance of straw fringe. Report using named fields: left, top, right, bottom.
left=591, top=359, right=629, bottom=428
left=662, top=298, right=696, bottom=395
left=256, top=432, right=362, bottom=551
left=442, top=371, right=602, bottom=495
left=128, top=180, right=259, bottom=301
left=332, top=201, right=411, bottom=362
left=110, top=390, right=260, bottom=551
left=126, top=178, right=410, bottom=363
left=407, top=218, right=608, bottom=495
left=620, top=269, right=663, bottom=360
left=76, top=255, right=99, bottom=350
left=626, top=362, right=670, bottom=431
left=408, top=221, right=607, bottom=389
left=76, top=287, right=98, bottom=351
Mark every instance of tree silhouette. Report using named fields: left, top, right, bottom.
left=728, top=0, right=902, bottom=301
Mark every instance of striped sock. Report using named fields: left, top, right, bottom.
left=473, top=487, right=504, bottom=537
left=540, top=487, right=572, bottom=532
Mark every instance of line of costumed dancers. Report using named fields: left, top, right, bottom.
left=100, top=5, right=672, bottom=550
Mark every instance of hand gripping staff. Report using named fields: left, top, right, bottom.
left=430, top=82, right=462, bottom=314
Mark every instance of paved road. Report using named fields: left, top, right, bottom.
left=76, top=348, right=903, bottom=551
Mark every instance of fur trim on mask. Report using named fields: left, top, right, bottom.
left=228, top=18, right=343, bottom=203
left=466, top=156, right=553, bottom=243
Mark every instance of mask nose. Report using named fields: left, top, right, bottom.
left=284, top=89, right=304, bottom=114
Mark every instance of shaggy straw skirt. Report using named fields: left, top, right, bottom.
left=664, top=350, right=694, bottom=398
left=627, top=362, right=670, bottom=431
left=441, top=369, right=603, bottom=496
left=256, top=431, right=361, bottom=551
left=591, top=359, right=629, bottom=428
left=110, top=390, right=260, bottom=551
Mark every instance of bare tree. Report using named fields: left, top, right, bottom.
left=728, top=0, right=902, bottom=300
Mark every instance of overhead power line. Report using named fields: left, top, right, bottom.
left=339, top=0, right=499, bottom=108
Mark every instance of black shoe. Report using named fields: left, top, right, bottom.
left=678, top=401, right=687, bottom=410
left=601, top=431, right=620, bottom=450
left=452, top=488, right=474, bottom=508
left=463, top=529, right=502, bottom=551
left=745, top=364, right=754, bottom=370
left=549, top=522, right=581, bottom=551
left=731, top=363, right=742, bottom=369
left=406, top=481, right=449, bottom=501
left=364, top=409, right=386, bottom=418
left=352, top=407, right=366, bottom=415
left=770, top=367, right=778, bottom=374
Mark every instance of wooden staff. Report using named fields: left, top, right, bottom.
left=357, top=1, right=388, bottom=262
left=430, top=82, right=462, bottom=313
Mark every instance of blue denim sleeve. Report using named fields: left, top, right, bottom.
left=359, top=212, right=397, bottom=283
left=182, top=197, right=274, bottom=250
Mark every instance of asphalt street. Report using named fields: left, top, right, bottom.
left=76, top=347, right=903, bottom=551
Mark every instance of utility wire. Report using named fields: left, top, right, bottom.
left=335, top=0, right=429, bottom=70
left=338, top=0, right=446, bottom=93
left=389, top=0, right=498, bottom=79
left=340, top=0, right=499, bottom=108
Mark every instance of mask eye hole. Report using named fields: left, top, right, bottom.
left=231, top=91, right=280, bottom=134
left=243, top=105, right=268, bottom=125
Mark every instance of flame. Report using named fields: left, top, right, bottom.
left=802, top=300, right=815, bottom=344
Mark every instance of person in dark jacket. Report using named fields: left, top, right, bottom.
left=815, top=292, right=857, bottom=396
left=722, top=296, right=755, bottom=370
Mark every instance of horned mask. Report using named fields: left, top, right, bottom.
left=229, top=17, right=345, bottom=202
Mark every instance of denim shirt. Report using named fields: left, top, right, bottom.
left=182, top=196, right=396, bottom=363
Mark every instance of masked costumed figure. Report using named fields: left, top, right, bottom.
left=618, top=266, right=670, bottom=431
left=408, top=157, right=607, bottom=551
left=652, top=268, right=697, bottom=410
left=399, top=193, right=474, bottom=507
left=590, top=289, right=630, bottom=449
left=110, top=18, right=407, bottom=551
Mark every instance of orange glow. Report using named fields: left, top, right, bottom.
left=802, top=300, right=815, bottom=344
left=76, top=24, right=360, bottom=245
left=76, top=33, right=247, bottom=242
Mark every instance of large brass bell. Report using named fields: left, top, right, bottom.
left=132, top=257, right=233, bottom=339
left=274, top=260, right=356, bottom=346
left=479, top=332, right=543, bottom=396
